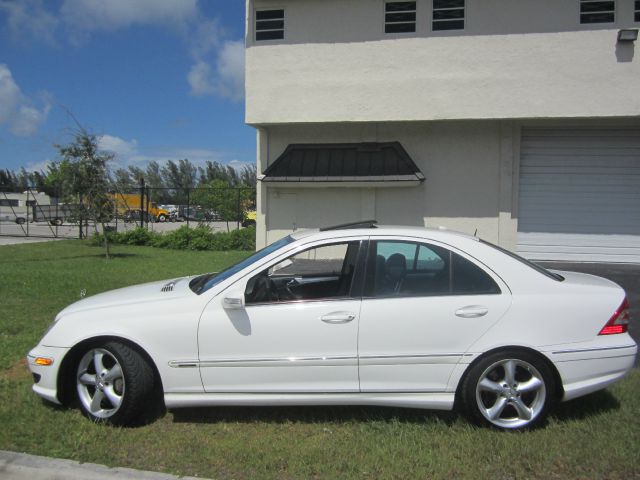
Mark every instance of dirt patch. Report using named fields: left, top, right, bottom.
left=2, top=358, right=30, bottom=380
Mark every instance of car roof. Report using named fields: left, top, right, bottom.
left=289, top=224, right=479, bottom=244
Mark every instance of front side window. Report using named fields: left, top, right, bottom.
left=245, top=241, right=361, bottom=304
left=365, top=240, right=500, bottom=298
left=635, top=0, right=639, bottom=22
left=0, top=199, right=19, bottom=207
left=385, top=1, right=417, bottom=33
left=580, top=0, right=615, bottom=24
left=255, top=9, right=284, bottom=41
left=432, top=0, right=465, bottom=31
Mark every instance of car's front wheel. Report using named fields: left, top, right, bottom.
left=75, top=341, right=155, bottom=426
left=460, top=350, right=556, bottom=430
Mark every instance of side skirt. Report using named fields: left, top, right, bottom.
left=164, top=392, right=455, bottom=410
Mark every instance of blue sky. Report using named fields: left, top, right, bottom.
left=0, top=0, right=253, bottom=173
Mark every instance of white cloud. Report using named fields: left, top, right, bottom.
left=26, top=159, right=53, bottom=173
left=187, top=61, right=215, bottom=96
left=215, top=40, right=245, bottom=101
left=0, top=0, right=58, bottom=44
left=229, top=159, right=253, bottom=169
left=0, top=64, right=51, bottom=137
left=1, top=1, right=245, bottom=103
left=98, top=134, right=139, bottom=157
left=59, top=0, right=198, bottom=32
left=188, top=40, right=245, bottom=101
left=96, top=134, right=241, bottom=169
left=189, top=18, right=223, bottom=59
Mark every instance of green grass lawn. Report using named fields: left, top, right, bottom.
left=1, top=240, right=639, bottom=479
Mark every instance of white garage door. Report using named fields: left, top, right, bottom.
left=517, top=127, right=640, bottom=263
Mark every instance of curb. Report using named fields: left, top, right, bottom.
left=0, top=450, right=209, bottom=480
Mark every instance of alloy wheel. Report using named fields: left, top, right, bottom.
left=76, top=348, right=125, bottom=419
left=475, top=358, right=547, bottom=429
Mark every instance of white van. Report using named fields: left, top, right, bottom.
left=0, top=191, right=52, bottom=224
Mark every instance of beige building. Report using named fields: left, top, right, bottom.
left=245, top=0, right=640, bottom=262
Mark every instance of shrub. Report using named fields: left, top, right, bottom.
left=119, top=227, right=160, bottom=246
left=88, top=225, right=256, bottom=251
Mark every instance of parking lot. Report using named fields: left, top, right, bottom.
left=0, top=219, right=242, bottom=240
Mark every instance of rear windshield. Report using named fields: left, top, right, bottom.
left=480, top=240, right=564, bottom=282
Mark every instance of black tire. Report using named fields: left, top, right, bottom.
left=459, top=349, right=556, bottom=430
left=75, top=341, right=156, bottom=426
left=157, top=214, right=166, bottom=222
left=50, top=218, right=63, bottom=226
left=16, top=217, right=26, bottom=225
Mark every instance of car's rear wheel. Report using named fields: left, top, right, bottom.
left=16, top=217, right=26, bottom=225
left=75, top=341, right=155, bottom=426
left=460, top=350, right=556, bottom=430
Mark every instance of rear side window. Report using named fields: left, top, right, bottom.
left=365, top=240, right=500, bottom=298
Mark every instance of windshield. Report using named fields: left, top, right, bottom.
left=190, top=235, right=295, bottom=294
left=480, top=239, right=564, bottom=281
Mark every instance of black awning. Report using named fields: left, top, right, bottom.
left=261, top=142, right=425, bottom=183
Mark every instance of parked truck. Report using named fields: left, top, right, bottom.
left=32, top=204, right=78, bottom=225
left=110, top=193, right=170, bottom=222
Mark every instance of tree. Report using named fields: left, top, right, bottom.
left=55, top=129, right=114, bottom=258
left=191, top=179, right=255, bottom=232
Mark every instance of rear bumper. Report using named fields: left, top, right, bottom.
left=544, top=341, right=637, bottom=401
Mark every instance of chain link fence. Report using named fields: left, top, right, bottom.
left=0, top=184, right=256, bottom=240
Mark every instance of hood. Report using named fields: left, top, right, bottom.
left=57, top=276, right=195, bottom=317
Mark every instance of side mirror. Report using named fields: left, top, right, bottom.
left=222, top=291, right=245, bottom=310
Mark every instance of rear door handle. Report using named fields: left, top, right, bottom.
left=455, top=306, right=488, bottom=318
left=320, top=312, right=356, bottom=324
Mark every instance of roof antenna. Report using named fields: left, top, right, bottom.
left=474, top=228, right=478, bottom=237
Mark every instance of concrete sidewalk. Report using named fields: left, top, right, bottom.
left=0, top=451, right=208, bottom=480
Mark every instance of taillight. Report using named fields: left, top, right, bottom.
left=599, top=298, right=630, bottom=335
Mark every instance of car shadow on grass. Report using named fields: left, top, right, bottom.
left=171, top=405, right=459, bottom=426
left=550, top=389, right=620, bottom=423
left=170, top=390, right=620, bottom=428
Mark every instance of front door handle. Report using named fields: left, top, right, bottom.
left=455, top=306, right=489, bottom=318
left=320, top=312, right=356, bottom=324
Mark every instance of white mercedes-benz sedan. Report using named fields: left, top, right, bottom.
left=27, top=222, right=637, bottom=429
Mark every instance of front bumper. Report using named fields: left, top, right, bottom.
left=27, top=345, right=70, bottom=405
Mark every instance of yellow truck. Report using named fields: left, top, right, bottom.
left=110, top=193, right=171, bottom=222
left=242, top=209, right=257, bottom=227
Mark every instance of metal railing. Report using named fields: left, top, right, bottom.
left=0, top=183, right=256, bottom=240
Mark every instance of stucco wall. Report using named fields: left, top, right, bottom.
left=246, top=0, right=640, bottom=124
left=258, top=121, right=515, bottom=247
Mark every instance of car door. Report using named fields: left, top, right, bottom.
left=358, top=238, right=512, bottom=392
left=198, top=239, right=365, bottom=393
